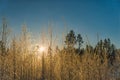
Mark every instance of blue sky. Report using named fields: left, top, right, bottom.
left=0, top=0, right=120, bottom=48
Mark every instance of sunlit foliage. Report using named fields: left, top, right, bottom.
left=0, top=21, right=120, bottom=80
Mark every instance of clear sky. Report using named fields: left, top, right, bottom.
left=0, top=0, right=120, bottom=48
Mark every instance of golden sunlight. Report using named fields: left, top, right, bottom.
left=38, top=46, right=46, bottom=53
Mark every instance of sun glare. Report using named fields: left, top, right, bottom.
left=39, top=46, right=46, bottom=52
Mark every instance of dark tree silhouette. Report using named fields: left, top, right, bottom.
left=94, top=38, right=116, bottom=65
left=65, top=30, right=76, bottom=48
left=77, top=34, right=83, bottom=50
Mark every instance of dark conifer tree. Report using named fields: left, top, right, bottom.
left=76, top=34, right=83, bottom=50
left=65, top=30, right=76, bottom=49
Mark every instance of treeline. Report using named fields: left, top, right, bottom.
left=0, top=19, right=120, bottom=80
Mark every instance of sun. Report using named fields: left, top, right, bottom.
left=38, top=46, right=46, bottom=53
